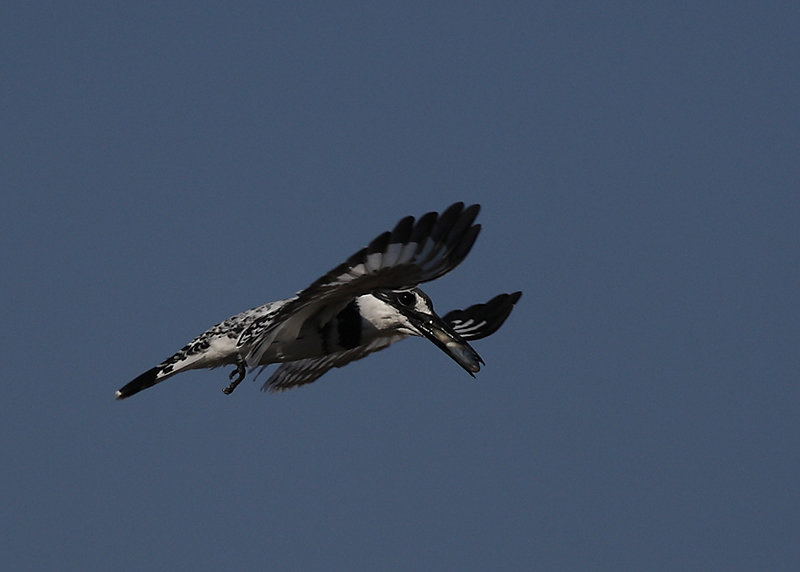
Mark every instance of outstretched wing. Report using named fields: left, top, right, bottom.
left=443, top=291, right=522, bottom=341
left=239, top=202, right=482, bottom=366
left=259, top=291, right=521, bottom=393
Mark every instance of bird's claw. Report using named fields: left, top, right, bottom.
left=222, top=361, right=247, bottom=395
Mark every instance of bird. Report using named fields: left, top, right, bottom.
left=116, top=202, right=521, bottom=399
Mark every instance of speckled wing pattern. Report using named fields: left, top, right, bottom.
left=158, top=302, right=286, bottom=374
left=258, top=291, right=522, bottom=392
left=238, top=202, right=482, bottom=367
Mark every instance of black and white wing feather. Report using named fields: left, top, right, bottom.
left=443, top=291, right=522, bottom=341
left=261, top=335, right=404, bottom=393
left=239, top=202, right=482, bottom=366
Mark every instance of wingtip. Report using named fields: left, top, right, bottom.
left=463, top=203, right=481, bottom=218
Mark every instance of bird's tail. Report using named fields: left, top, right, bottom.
left=115, top=345, right=223, bottom=400
left=115, top=366, right=170, bottom=400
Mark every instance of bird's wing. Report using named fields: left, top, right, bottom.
left=239, top=202, right=482, bottom=366
left=260, top=335, right=405, bottom=392
left=443, top=291, right=522, bottom=341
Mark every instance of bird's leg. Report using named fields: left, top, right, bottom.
left=222, top=359, right=247, bottom=395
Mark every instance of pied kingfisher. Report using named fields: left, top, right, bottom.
left=116, top=202, right=521, bottom=399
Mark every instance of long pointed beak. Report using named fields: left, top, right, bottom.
left=408, top=310, right=485, bottom=376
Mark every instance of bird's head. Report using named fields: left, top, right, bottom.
left=366, top=288, right=484, bottom=375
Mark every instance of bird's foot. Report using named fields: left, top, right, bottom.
left=222, top=361, right=247, bottom=395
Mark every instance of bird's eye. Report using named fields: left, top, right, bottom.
left=397, top=292, right=416, bottom=307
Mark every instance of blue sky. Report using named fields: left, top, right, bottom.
left=2, top=2, right=798, bottom=570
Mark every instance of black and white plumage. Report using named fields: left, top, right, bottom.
left=116, top=203, right=521, bottom=400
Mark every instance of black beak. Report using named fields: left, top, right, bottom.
left=406, top=309, right=485, bottom=376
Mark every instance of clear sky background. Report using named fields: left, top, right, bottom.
left=2, top=2, right=798, bottom=571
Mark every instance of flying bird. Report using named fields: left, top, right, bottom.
left=116, top=202, right=521, bottom=399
